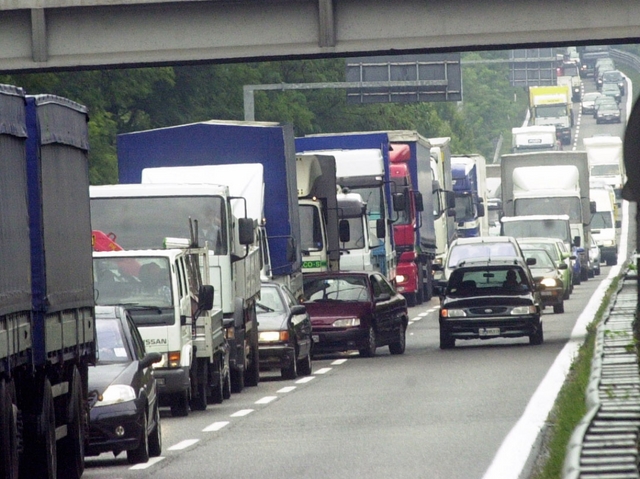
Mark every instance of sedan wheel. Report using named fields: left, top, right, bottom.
left=439, top=329, right=455, bottom=349
left=281, top=352, right=298, bottom=380
left=388, top=323, right=406, bottom=355
left=297, top=349, right=312, bottom=376
left=127, top=411, right=150, bottom=465
left=553, top=301, right=565, bottom=314
left=148, top=404, right=162, bottom=457
left=529, top=323, right=544, bottom=345
left=359, top=326, right=377, bottom=357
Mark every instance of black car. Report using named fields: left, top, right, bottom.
left=602, top=69, right=626, bottom=96
left=438, top=258, right=543, bottom=349
left=596, top=101, right=622, bottom=124
left=303, top=271, right=409, bottom=357
left=257, top=281, right=313, bottom=379
left=87, top=306, right=162, bottom=464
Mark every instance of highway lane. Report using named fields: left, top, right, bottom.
left=83, top=265, right=616, bottom=479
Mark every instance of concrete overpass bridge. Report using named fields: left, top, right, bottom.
left=1, top=0, right=640, bottom=73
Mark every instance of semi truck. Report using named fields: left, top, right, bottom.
left=583, top=135, right=625, bottom=201
left=451, top=154, right=488, bottom=238
left=528, top=85, right=573, bottom=145
left=429, top=137, right=458, bottom=264
left=511, top=126, right=560, bottom=153
left=0, top=86, right=95, bottom=478
left=93, top=234, right=227, bottom=416
left=296, top=132, right=398, bottom=281
left=501, top=151, right=594, bottom=281
left=295, top=154, right=340, bottom=273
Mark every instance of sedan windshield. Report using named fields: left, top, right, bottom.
left=96, top=318, right=131, bottom=363
left=303, top=276, right=369, bottom=302
left=257, top=286, right=286, bottom=314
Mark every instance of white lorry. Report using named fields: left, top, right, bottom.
left=501, top=151, right=594, bottom=281
left=589, top=181, right=618, bottom=266
left=583, top=135, right=625, bottom=202
left=428, top=137, right=457, bottom=264
left=90, top=182, right=261, bottom=394
left=93, top=236, right=226, bottom=416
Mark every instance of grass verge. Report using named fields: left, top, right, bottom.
left=529, top=273, right=623, bottom=479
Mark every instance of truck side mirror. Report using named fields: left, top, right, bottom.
left=590, top=201, right=597, bottom=214
left=477, top=202, right=485, bottom=217
left=414, top=192, right=424, bottom=212
left=447, top=208, right=456, bottom=217
left=238, top=217, right=255, bottom=245
left=198, top=285, right=214, bottom=311
left=392, top=192, right=406, bottom=212
left=339, top=219, right=351, bottom=243
left=573, top=236, right=581, bottom=248
left=446, top=191, right=456, bottom=210
left=376, top=218, right=385, bottom=239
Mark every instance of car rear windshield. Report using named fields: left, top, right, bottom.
left=447, top=267, right=531, bottom=296
left=448, top=243, right=517, bottom=268
left=303, top=276, right=369, bottom=302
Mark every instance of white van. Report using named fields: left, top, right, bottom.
left=589, top=182, right=617, bottom=266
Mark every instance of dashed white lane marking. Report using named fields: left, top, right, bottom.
left=202, top=421, right=229, bottom=432
left=331, top=359, right=348, bottom=365
left=419, top=312, right=429, bottom=317
left=168, top=439, right=199, bottom=451
left=411, top=316, right=421, bottom=321
left=129, top=457, right=165, bottom=470
left=314, top=367, right=332, bottom=374
left=230, top=409, right=254, bottom=417
left=295, top=376, right=315, bottom=384
left=277, top=386, right=296, bottom=393
left=255, top=396, right=277, bottom=405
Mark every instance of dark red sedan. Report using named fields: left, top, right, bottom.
left=302, top=271, right=409, bottom=357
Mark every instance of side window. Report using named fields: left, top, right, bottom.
left=283, top=288, right=297, bottom=308
left=127, top=313, right=146, bottom=360
left=371, top=275, right=383, bottom=298
left=379, top=276, right=395, bottom=295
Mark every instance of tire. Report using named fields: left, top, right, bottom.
left=439, top=329, right=455, bottom=349
left=581, top=267, right=589, bottom=282
left=0, top=379, right=18, bottom=479
left=127, top=410, right=150, bottom=465
left=416, top=267, right=425, bottom=305
left=148, top=403, right=162, bottom=458
left=22, top=378, right=56, bottom=478
left=563, top=284, right=570, bottom=300
left=405, top=293, right=417, bottom=308
left=529, top=323, right=544, bottom=345
left=190, top=361, right=208, bottom=411
left=553, top=301, right=565, bottom=314
left=297, top=348, right=312, bottom=376
left=573, top=272, right=581, bottom=285
left=209, top=358, right=224, bottom=405
left=57, top=367, right=85, bottom=479
left=230, top=366, right=245, bottom=394
left=245, top=339, right=260, bottom=387
left=595, top=265, right=601, bottom=276
left=222, top=367, right=231, bottom=400
left=170, top=390, right=189, bottom=417
left=388, top=322, right=406, bottom=355
left=281, top=352, right=298, bottom=380
left=358, top=325, right=377, bottom=357
left=606, top=257, right=616, bottom=266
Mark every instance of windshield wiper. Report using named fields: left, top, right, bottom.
left=256, top=302, right=275, bottom=312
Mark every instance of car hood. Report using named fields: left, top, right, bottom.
left=442, top=294, right=534, bottom=309
left=257, top=312, right=288, bottom=331
left=529, top=266, right=557, bottom=278
left=88, top=362, right=136, bottom=395
left=304, top=301, right=371, bottom=326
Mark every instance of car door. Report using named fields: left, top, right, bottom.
left=284, top=287, right=312, bottom=359
left=127, top=311, right=157, bottom=416
left=370, top=274, right=395, bottom=341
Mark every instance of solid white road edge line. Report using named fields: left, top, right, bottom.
left=482, top=200, right=628, bottom=479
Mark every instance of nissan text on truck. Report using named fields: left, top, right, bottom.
left=0, top=86, right=95, bottom=478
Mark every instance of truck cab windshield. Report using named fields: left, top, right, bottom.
left=299, top=204, right=324, bottom=253
left=454, top=195, right=475, bottom=222
left=515, top=197, right=582, bottom=223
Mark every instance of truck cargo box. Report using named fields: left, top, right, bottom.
left=117, top=120, right=301, bottom=277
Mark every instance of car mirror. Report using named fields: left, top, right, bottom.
left=140, top=352, right=162, bottom=370
left=376, top=293, right=391, bottom=302
left=557, top=262, right=568, bottom=270
left=432, top=262, right=443, bottom=271
left=526, top=257, right=537, bottom=266
left=290, top=304, right=307, bottom=315
left=570, top=255, right=577, bottom=260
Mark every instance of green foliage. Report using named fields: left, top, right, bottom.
left=1, top=52, right=529, bottom=183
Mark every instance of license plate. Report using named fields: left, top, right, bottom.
left=312, top=335, right=320, bottom=343
left=155, top=378, right=165, bottom=385
left=541, top=291, right=553, bottom=296
left=478, top=327, right=500, bottom=336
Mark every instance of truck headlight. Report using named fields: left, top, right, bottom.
left=441, top=309, right=466, bottom=318
left=395, top=274, right=406, bottom=284
left=332, top=318, right=360, bottom=327
left=94, top=385, right=136, bottom=407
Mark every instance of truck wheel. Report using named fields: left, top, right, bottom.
left=170, top=390, right=189, bottom=417
left=57, top=367, right=85, bottom=479
left=416, top=267, right=425, bottom=305
left=245, top=336, right=260, bottom=388
left=127, top=410, right=149, bottom=465
left=22, top=378, right=56, bottom=478
left=0, top=379, right=18, bottom=479
left=148, top=402, right=162, bottom=458
left=189, top=361, right=208, bottom=412
left=230, top=366, right=245, bottom=394
left=209, top=358, right=224, bottom=405
left=223, top=367, right=232, bottom=400
left=405, top=293, right=417, bottom=307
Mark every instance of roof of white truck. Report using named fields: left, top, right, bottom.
left=90, top=182, right=228, bottom=198
left=297, top=148, right=383, bottom=178
left=501, top=214, right=570, bottom=222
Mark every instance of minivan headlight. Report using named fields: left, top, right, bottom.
left=511, top=305, right=536, bottom=315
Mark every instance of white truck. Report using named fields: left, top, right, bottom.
left=93, top=236, right=226, bottom=416
left=501, top=151, right=594, bottom=281
left=90, top=182, right=261, bottom=394
left=583, top=135, right=625, bottom=202
left=295, top=154, right=340, bottom=272
left=511, top=126, right=560, bottom=153
left=335, top=191, right=373, bottom=270
left=589, top=181, right=618, bottom=266
left=428, top=137, right=457, bottom=264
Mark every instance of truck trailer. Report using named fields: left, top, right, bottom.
left=0, top=86, right=95, bottom=478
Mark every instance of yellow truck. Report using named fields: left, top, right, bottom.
left=528, top=85, right=573, bottom=145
